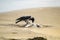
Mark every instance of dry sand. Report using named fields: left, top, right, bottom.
left=0, top=7, right=60, bottom=40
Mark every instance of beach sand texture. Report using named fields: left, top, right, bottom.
left=0, top=7, right=60, bottom=40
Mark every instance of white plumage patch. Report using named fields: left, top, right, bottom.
left=25, top=20, right=40, bottom=27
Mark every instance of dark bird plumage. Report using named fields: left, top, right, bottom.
left=15, top=16, right=35, bottom=24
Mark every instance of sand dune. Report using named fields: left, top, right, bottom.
left=0, top=7, right=60, bottom=40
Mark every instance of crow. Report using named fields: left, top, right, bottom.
left=16, top=16, right=34, bottom=24
left=15, top=16, right=40, bottom=27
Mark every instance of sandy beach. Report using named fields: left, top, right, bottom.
left=0, top=7, right=60, bottom=40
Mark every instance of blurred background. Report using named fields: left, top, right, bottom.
left=0, top=0, right=60, bottom=40
left=0, top=0, right=60, bottom=12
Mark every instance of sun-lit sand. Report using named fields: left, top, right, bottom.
left=0, top=7, right=60, bottom=40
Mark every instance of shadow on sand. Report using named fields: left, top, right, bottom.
left=0, top=23, right=53, bottom=28
left=0, top=23, right=26, bottom=28
left=27, top=37, right=47, bottom=40
left=0, top=37, right=47, bottom=40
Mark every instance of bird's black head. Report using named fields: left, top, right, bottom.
left=30, top=17, right=35, bottom=23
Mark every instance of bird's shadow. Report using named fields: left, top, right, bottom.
left=0, top=23, right=53, bottom=28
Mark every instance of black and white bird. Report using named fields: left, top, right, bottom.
left=15, top=16, right=40, bottom=27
